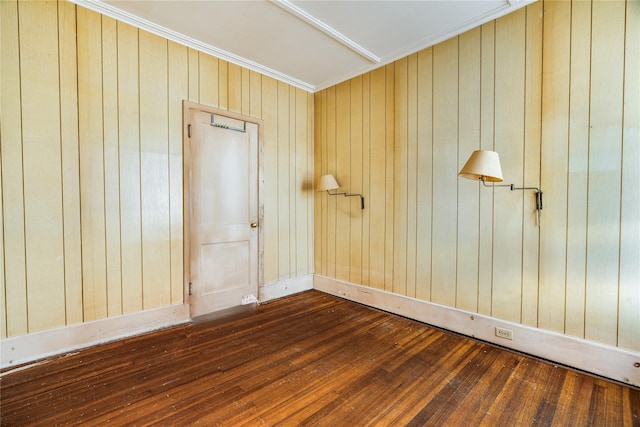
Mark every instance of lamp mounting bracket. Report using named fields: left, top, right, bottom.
left=481, top=178, right=543, bottom=226
left=326, top=190, right=365, bottom=209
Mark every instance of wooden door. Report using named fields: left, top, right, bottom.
left=188, top=109, right=260, bottom=316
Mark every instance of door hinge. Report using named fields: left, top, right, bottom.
left=189, top=282, right=192, bottom=296
left=188, top=124, right=191, bottom=138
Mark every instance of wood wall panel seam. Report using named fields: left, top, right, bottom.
left=3, top=0, right=314, bottom=336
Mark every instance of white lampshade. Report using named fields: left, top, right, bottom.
left=458, top=150, right=504, bottom=182
left=317, top=174, right=340, bottom=191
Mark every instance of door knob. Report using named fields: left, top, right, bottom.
left=250, top=222, right=258, bottom=228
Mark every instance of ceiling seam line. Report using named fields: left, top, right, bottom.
left=270, top=0, right=381, bottom=64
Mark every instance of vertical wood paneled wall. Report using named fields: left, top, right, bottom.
left=315, top=0, right=639, bottom=352
left=0, top=0, right=314, bottom=338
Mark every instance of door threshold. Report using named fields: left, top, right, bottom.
left=192, top=303, right=259, bottom=324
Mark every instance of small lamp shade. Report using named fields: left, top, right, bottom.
left=317, top=174, right=340, bottom=192
left=459, top=150, right=504, bottom=182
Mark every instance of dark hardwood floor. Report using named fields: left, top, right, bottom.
left=1, top=290, right=638, bottom=426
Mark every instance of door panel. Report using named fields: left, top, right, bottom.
left=200, top=241, right=249, bottom=293
left=189, top=110, right=259, bottom=316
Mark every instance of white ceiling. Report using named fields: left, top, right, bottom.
left=74, top=0, right=536, bottom=92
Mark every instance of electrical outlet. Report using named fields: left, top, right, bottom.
left=241, top=294, right=258, bottom=305
left=495, top=327, right=513, bottom=340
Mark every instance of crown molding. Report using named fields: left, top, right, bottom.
left=69, top=0, right=537, bottom=93
left=69, top=0, right=316, bottom=93
left=312, top=0, right=537, bottom=91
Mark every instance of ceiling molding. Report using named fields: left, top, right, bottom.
left=270, top=0, right=380, bottom=64
left=70, top=0, right=317, bottom=92
left=312, top=0, right=537, bottom=91
left=386, top=0, right=514, bottom=61
left=70, top=0, right=538, bottom=93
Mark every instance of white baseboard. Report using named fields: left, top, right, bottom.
left=314, top=275, right=640, bottom=387
left=1, top=304, right=190, bottom=371
left=260, top=274, right=314, bottom=302
left=0, top=275, right=314, bottom=371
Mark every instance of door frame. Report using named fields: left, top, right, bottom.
left=182, top=101, right=264, bottom=315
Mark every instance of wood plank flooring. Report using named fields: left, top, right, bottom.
left=1, top=290, right=639, bottom=426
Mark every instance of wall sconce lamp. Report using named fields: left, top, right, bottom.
left=458, top=150, right=543, bottom=225
left=317, top=174, right=365, bottom=209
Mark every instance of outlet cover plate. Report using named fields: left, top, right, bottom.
left=241, top=294, right=258, bottom=305
left=495, top=327, right=513, bottom=340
